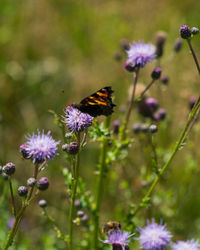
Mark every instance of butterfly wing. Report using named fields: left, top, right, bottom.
left=73, top=86, right=116, bottom=117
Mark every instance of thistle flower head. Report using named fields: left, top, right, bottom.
left=172, top=239, right=200, bottom=250
left=64, top=105, right=93, bottom=133
left=25, top=130, right=60, bottom=164
left=126, top=42, right=156, bottom=68
left=138, top=219, right=172, bottom=250
left=101, top=230, right=134, bottom=250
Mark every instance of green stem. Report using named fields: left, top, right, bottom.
left=93, top=117, right=110, bottom=249
left=140, top=79, right=155, bottom=98
left=187, top=39, right=200, bottom=75
left=43, top=208, right=68, bottom=243
left=8, top=178, right=16, bottom=217
left=68, top=133, right=81, bottom=250
left=132, top=96, right=200, bottom=217
left=121, top=68, right=140, bottom=140
left=3, top=163, right=40, bottom=250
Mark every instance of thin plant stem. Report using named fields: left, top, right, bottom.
left=43, top=208, right=68, bottom=243
left=121, top=68, right=140, bottom=139
left=3, top=163, right=40, bottom=250
left=8, top=178, right=16, bottom=217
left=140, top=79, right=155, bottom=98
left=132, top=96, right=200, bottom=217
left=68, top=133, right=81, bottom=250
left=187, top=39, right=200, bottom=74
left=93, top=116, right=110, bottom=249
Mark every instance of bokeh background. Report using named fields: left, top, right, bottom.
left=1, top=0, right=200, bottom=249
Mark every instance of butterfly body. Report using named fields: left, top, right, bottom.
left=72, top=86, right=116, bottom=117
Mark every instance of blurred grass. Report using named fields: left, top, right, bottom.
left=1, top=0, right=200, bottom=248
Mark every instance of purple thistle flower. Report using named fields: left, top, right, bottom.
left=138, top=219, right=172, bottom=250
left=25, top=130, right=60, bottom=164
left=101, top=230, right=134, bottom=250
left=126, top=42, right=156, bottom=68
left=172, top=239, right=200, bottom=250
left=64, top=105, right=93, bottom=132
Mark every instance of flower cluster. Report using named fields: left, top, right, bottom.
left=138, top=220, right=172, bottom=250
left=126, top=42, right=156, bottom=69
left=64, top=105, right=93, bottom=132
left=24, top=130, right=60, bottom=163
left=102, top=230, right=134, bottom=250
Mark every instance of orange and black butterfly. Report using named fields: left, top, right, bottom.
left=72, top=86, right=116, bottom=117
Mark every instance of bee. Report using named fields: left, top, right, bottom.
left=102, top=221, right=121, bottom=233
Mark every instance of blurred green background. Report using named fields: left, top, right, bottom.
left=1, top=0, right=200, bottom=249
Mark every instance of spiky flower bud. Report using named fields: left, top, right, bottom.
left=113, top=120, right=120, bottom=134
left=20, top=143, right=30, bottom=159
left=140, top=124, right=148, bottom=133
left=124, top=61, right=137, bottom=72
left=27, top=177, right=36, bottom=187
left=18, top=186, right=28, bottom=197
left=161, top=75, right=169, bottom=84
left=37, top=177, right=49, bottom=191
left=3, top=162, right=16, bottom=176
left=151, top=67, right=162, bottom=80
left=174, top=38, right=182, bottom=52
left=149, top=124, right=158, bottom=133
left=67, top=142, right=79, bottom=155
left=38, top=199, right=47, bottom=208
left=65, top=132, right=72, bottom=139
left=77, top=210, right=85, bottom=218
left=191, top=27, right=199, bottom=35
left=2, top=172, right=9, bottom=180
left=180, top=25, right=191, bottom=39
left=132, top=124, right=141, bottom=134
left=74, top=199, right=82, bottom=208
left=120, top=39, right=130, bottom=51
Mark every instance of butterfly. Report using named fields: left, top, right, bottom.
left=72, top=86, right=116, bottom=117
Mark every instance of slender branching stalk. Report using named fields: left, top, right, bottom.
left=93, top=116, right=110, bottom=249
left=132, top=96, right=200, bottom=217
left=120, top=68, right=140, bottom=140
left=68, top=132, right=80, bottom=250
left=186, top=39, right=200, bottom=74
left=8, top=178, right=16, bottom=217
left=140, top=79, right=155, bottom=98
left=3, top=163, right=41, bottom=250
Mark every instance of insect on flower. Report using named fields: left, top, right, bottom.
left=102, top=221, right=121, bottom=233
left=72, top=86, right=116, bottom=117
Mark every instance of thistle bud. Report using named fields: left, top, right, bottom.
left=37, top=177, right=49, bottom=191
left=38, top=199, right=47, bottom=208
left=140, top=124, right=148, bottom=133
left=18, top=186, right=28, bottom=197
left=120, top=39, right=130, bottom=51
left=113, top=120, right=120, bottom=134
left=20, top=144, right=30, bottom=159
left=67, top=142, right=79, bottom=155
left=124, top=61, right=136, bottom=72
left=27, top=177, right=36, bottom=187
left=77, top=210, right=85, bottom=218
left=3, top=162, right=15, bottom=176
left=151, top=67, right=162, bottom=80
left=174, top=38, right=182, bottom=52
left=161, top=75, right=169, bottom=85
left=191, top=27, right=199, bottom=35
left=149, top=124, right=158, bottom=133
left=132, top=124, right=141, bottom=134
left=180, top=25, right=191, bottom=39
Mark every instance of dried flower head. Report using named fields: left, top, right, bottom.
left=126, top=42, right=156, bottom=68
left=25, top=130, right=60, bottom=164
left=101, top=230, right=134, bottom=250
left=64, top=105, right=93, bottom=132
left=138, top=219, right=172, bottom=250
left=172, top=239, right=200, bottom=250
